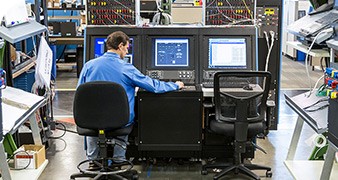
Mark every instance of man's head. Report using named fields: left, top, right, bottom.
left=106, top=31, right=130, bottom=59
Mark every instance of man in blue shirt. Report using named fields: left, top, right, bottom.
left=77, top=31, right=184, bottom=168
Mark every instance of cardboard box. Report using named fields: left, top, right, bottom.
left=14, top=145, right=45, bottom=169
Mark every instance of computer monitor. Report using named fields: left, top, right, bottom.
left=92, top=36, right=134, bottom=64
left=93, top=37, right=106, bottom=58
left=200, top=35, right=254, bottom=84
left=208, top=38, right=247, bottom=69
left=145, top=35, right=196, bottom=85
left=153, top=38, right=189, bottom=67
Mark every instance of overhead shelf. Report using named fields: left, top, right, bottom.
left=47, top=7, right=85, bottom=10
left=48, top=16, right=82, bottom=20
left=12, top=58, right=36, bottom=78
left=0, top=20, right=47, bottom=44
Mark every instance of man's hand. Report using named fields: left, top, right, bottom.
left=175, top=81, right=184, bottom=89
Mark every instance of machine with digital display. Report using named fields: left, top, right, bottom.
left=85, top=27, right=142, bottom=70
left=153, top=38, right=189, bottom=67
left=144, top=31, right=198, bottom=85
left=208, top=38, right=247, bottom=69
left=92, top=36, right=134, bottom=64
left=200, top=34, right=255, bottom=88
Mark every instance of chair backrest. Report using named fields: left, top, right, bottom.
left=213, top=71, right=271, bottom=140
left=73, top=81, right=129, bottom=130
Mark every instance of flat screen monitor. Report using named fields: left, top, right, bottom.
left=208, top=38, right=247, bottom=69
left=93, top=37, right=134, bottom=64
left=153, top=38, right=189, bottom=67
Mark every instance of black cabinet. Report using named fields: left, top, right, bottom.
left=137, top=88, right=202, bottom=152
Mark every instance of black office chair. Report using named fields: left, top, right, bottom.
left=201, top=71, right=272, bottom=180
left=70, top=81, right=138, bottom=180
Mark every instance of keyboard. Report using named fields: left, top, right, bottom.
left=202, top=82, right=214, bottom=88
left=315, top=12, right=338, bottom=25
left=202, top=81, right=249, bottom=88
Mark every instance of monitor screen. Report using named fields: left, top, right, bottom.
left=94, top=37, right=106, bottom=58
left=208, top=38, right=247, bottom=69
left=93, top=37, right=134, bottom=64
left=153, top=38, right=189, bottom=67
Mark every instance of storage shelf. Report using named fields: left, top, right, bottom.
left=0, top=160, right=48, bottom=180
left=284, top=160, right=338, bottom=180
left=12, top=59, right=36, bottom=79
left=48, top=7, right=85, bottom=10
left=48, top=16, right=82, bottom=20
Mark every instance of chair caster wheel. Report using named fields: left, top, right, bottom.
left=266, top=171, right=272, bottom=177
left=201, top=170, right=208, bottom=175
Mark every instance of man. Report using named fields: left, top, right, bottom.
left=77, top=31, right=184, bottom=167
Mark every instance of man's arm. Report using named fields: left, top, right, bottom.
left=124, top=65, right=184, bottom=93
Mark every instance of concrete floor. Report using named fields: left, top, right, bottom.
left=38, top=56, right=325, bottom=180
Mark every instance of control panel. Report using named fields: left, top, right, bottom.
left=147, top=70, right=195, bottom=84
left=256, top=7, right=279, bottom=38
left=87, top=0, right=135, bottom=25
left=204, top=0, right=255, bottom=25
left=203, top=70, right=215, bottom=80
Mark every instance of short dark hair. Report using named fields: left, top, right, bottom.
left=106, top=31, right=130, bottom=50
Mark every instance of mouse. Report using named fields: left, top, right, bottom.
left=243, top=85, right=253, bottom=90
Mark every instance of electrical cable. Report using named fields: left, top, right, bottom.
left=303, top=98, right=329, bottom=112
left=304, top=104, right=329, bottom=112
left=225, top=0, right=246, bottom=19
left=152, top=0, right=172, bottom=25
left=316, top=84, right=327, bottom=96
left=311, top=74, right=325, bottom=95
left=51, top=138, right=68, bottom=152
left=241, top=0, right=253, bottom=19
left=304, top=29, right=328, bottom=97
left=264, top=31, right=275, bottom=72
left=215, top=6, right=235, bottom=22
left=312, top=144, right=328, bottom=159
left=48, top=122, right=67, bottom=139
left=7, top=150, right=32, bottom=170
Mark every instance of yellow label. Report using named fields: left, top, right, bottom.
left=264, top=8, right=275, bottom=15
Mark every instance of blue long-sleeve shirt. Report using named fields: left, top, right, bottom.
left=77, top=52, right=179, bottom=125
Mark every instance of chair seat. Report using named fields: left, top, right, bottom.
left=209, top=119, right=263, bottom=137
left=77, top=125, right=133, bottom=138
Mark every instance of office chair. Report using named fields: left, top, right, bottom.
left=201, top=71, right=272, bottom=180
left=70, top=81, right=138, bottom=180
